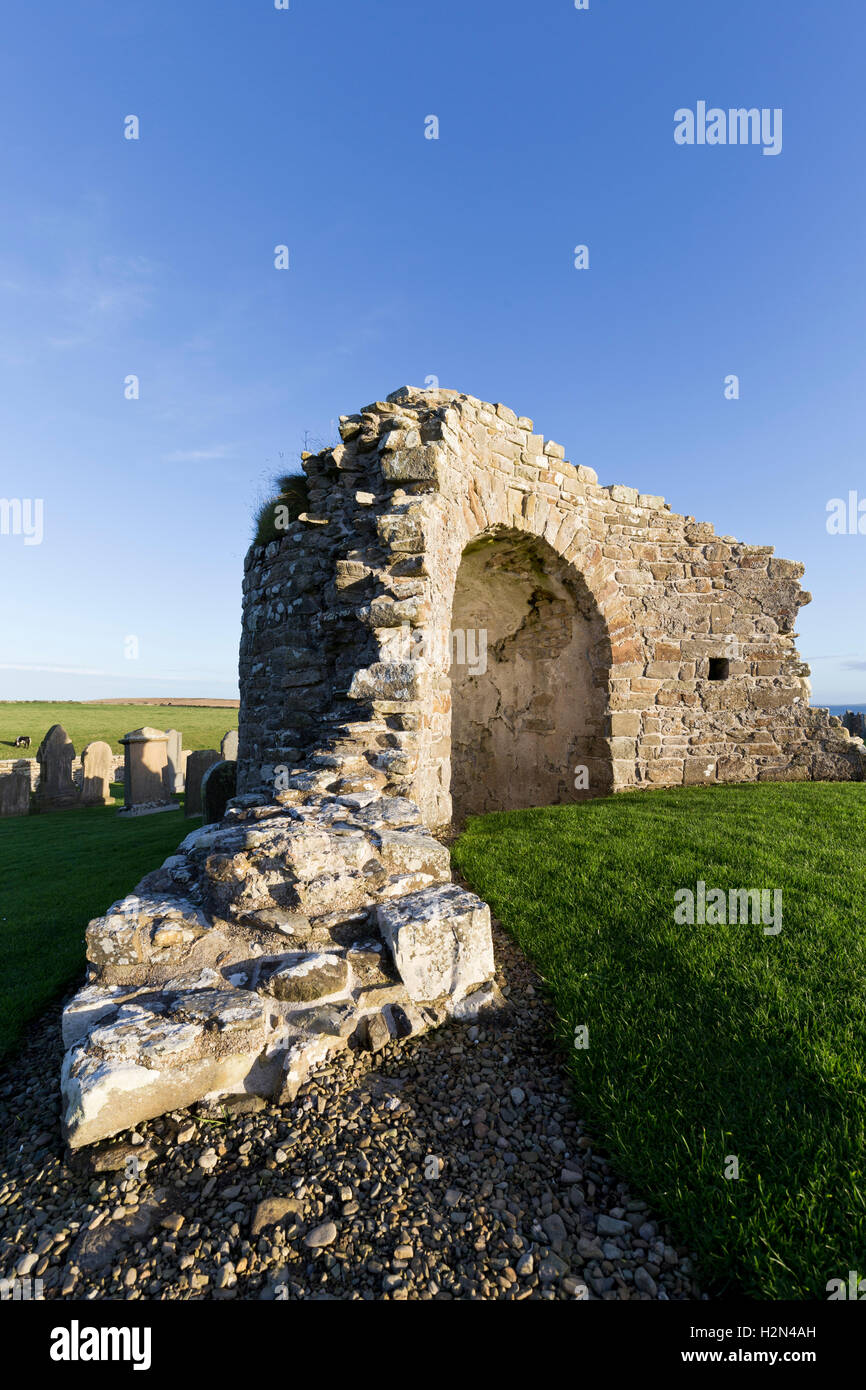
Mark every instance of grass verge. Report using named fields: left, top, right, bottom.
left=0, top=791, right=191, bottom=1059
left=451, top=782, right=866, bottom=1299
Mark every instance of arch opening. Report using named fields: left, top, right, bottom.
left=448, top=529, right=612, bottom=822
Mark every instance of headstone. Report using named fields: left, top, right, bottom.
left=220, top=729, right=239, bottom=761
left=0, top=768, right=30, bottom=817
left=35, top=725, right=79, bottom=810
left=201, top=759, right=237, bottom=825
left=164, top=729, right=184, bottom=793
left=80, top=741, right=115, bottom=806
left=120, top=728, right=177, bottom=814
left=185, top=750, right=221, bottom=818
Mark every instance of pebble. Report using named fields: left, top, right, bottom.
left=542, top=1213, right=567, bottom=1244
left=597, top=1214, right=630, bottom=1236
left=304, top=1221, right=337, bottom=1249
left=563, top=1275, right=587, bottom=1298
left=0, top=922, right=704, bottom=1303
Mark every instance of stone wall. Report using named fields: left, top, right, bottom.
left=0, top=755, right=125, bottom=793
left=238, top=386, right=865, bottom=830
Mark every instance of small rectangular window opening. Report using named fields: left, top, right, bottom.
left=708, top=657, right=730, bottom=681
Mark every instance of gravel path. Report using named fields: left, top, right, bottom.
left=0, top=922, right=705, bottom=1301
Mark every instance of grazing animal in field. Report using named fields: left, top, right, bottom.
left=14, top=735, right=31, bottom=748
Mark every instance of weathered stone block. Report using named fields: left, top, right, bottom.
left=380, top=445, right=443, bottom=484
left=261, top=953, right=351, bottom=1004
left=377, top=883, right=494, bottom=1004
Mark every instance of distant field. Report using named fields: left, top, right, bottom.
left=83, top=698, right=239, bottom=707
left=0, top=702, right=238, bottom=757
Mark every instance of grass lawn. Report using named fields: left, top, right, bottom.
left=0, top=702, right=237, bottom=758
left=452, top=782, right=866, bottom=1300
left=0, top=789, right=193, bottom=1060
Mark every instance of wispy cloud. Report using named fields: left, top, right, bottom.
left=45, top=253, right=156, bottom=349
left=0, top=663, right=234, bottom=683
left=0, top=206, right=158, bottom=361
left=163, top=444, right=236, bottom=463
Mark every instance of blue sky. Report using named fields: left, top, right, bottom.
left=1, top=0, right=864, bottom=704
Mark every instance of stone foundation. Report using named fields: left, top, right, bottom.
left=61, top=789, right=498, bottom=1148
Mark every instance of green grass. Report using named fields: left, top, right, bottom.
left=253, top=472, right=309, bottom=544
left=0, top=790, right=192, bottom=1059
left=452, top=782, right=866, bottom=1300
left=0, top=702, right=237, bottom=758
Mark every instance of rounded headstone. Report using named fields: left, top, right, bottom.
left=201, top=759, right=237, bottom=826
left=185, top=749, right=221, bottom=818
left=81, top=741, right=115, bottom=806
left=35, top=724, right=79, bottom=810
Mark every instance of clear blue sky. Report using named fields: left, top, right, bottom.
left=1, top=0, right=864, bottom=704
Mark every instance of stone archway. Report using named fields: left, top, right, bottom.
left=448, top=528, right=613, bottom=822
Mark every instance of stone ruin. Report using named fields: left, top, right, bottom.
left=60, top=385, right=866, bottom=1148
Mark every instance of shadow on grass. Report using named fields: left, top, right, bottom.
left=0, top=790, right=192, bottom=1060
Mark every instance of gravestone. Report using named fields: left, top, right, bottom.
left=120, top=728, right=176, bottom=814
left=164, top=729, right=184, bottom=793
left=0, top=768, right=30, bottom=817
left=80, top=741, right=115, bottom=806
left=184, top=749, right=220, bottom=818
left=201, top=759, right=237, bottom=825
left=35, top=725, right=79, bottom=810
left=220, top=729, right=239, bottom=761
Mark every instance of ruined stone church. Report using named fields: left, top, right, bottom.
left=238, top=384, right=863, bottom=822
left=60, top=386, right=865, bottom=1148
